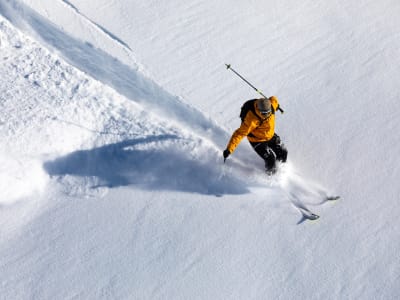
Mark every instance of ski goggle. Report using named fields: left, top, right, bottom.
left=260, top=109, right=272, bottom=117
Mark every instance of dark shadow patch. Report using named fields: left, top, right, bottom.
left=44, top=135, right=249, bottom=196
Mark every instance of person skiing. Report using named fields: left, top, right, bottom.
left=223, top=96, right=288, bottom=175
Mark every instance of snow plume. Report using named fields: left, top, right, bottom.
left=279, top=163, right=333, bottom=205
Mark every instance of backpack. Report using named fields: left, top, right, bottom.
left=240, top=99, right=261, bottom=123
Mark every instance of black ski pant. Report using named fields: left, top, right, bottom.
left=249, top=134, right=288, bottom=171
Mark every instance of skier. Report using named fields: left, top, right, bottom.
left=223, top=96, right=288, bottom=175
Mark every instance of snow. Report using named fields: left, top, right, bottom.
left=1, top=0, right=400, bottom=299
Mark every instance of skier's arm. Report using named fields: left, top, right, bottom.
left=269, top=96, right=280, bottom=112
left=226, top=118, right=258, bottom=154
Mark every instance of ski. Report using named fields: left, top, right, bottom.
left=293, top=196, right=340, bottom=222
left=297, top=206, right=320, bottom=221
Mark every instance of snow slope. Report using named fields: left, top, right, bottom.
left=1, top=0, right=400, bottom=299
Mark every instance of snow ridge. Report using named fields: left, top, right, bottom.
left=0, top=0, right=229, bottom=150
left=0, top=13, right=250, bottom=205
left=59, top=0, right=133, bottom=52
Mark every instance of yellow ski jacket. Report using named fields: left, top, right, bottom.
left=226, top=96, right=279, bottom=154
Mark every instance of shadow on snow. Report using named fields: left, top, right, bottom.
left=43, top=135, right=249, bottom=196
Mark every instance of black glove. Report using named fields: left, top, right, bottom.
left=223, top=149, right=231, bottom=162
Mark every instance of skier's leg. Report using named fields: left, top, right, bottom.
left=250, top=141, right=277, bottom=173
left=264, top=148, right=277, bottom=173
left=270, top=134, right=288, bottom=163
left=273, top=143, right=288, bottom=162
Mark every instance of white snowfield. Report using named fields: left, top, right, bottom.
left=1, top=0, right=400, bottom=299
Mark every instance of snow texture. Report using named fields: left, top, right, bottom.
left=1, top=0, right=400, bottom=299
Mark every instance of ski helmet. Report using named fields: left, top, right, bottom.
left=256, top=98, right=272, bottom=117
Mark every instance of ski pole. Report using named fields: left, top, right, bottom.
left=225, top=64, right=284, bottom=113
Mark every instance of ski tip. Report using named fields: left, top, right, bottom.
left=306, top=214, right=320, bottom=221
left=326, top=196, right=340, bottom=201
left=297, top=213, right=320, bottom=224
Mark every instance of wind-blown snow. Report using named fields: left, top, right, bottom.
left=1, top=0, right=400, bottom=299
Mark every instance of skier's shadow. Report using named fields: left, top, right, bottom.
left=43, top=134, right=248, bottom=196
